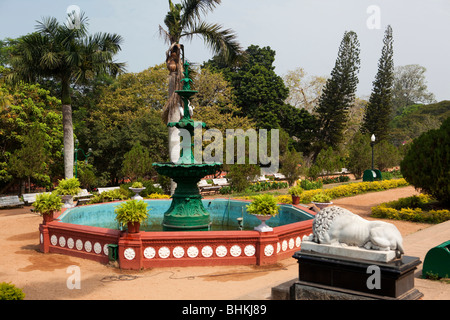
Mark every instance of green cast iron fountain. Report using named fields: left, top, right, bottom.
left=153, top=61, right=222, bottom=231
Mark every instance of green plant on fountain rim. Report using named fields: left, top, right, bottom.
left=246, top=194, right=280, bottom=217
left=54, top=177, right=81, bottom=196
left=114, top=199, right=150, bottom=224
left=34, top=192, right=63, bottom=216
left=131, top=181, right=144, bottom=188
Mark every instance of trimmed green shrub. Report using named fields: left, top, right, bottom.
left=371, top=194, right=450, bottom=224
left=298, top=178, right=409, bottom=203
left=0, top=282, right=25, bottom=300
left=401, top=117, right=450, bottom=204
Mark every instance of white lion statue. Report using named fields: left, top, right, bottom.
left=304, top=206, right=404, bottom=258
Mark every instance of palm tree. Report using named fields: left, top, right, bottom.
left=7, top=14, right=125, bottom=179
left=159, top=0, right=242, bottom=167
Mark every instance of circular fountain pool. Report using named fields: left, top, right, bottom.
left=57, top=199, right=314, bottom=231
left=39, top=199, right=316, bottom=269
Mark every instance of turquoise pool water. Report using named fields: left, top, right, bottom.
left=58, top=199, right=314, bottom=231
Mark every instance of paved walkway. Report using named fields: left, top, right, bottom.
left=0, top=186, right=448, bottom=300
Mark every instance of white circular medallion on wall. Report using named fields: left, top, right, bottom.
left=84, top=240, right=92, bottom=252
left=94, top=242, right=102, bottom=254
left=76, top=239, right=83, bottom=251
left=296, top=236, right=301, bottom=247
left=103, top=244, right=109, bottom=256
left=264, top=244, right=274, bottom=256
left=67, top=238, right=74, bottom=249
left=173, top=246, right=185, bottom=259
left=50, top=235, right=57, bottom=246
left=158, top=246, right=170, bottom=259
left=244, top=245, right=256, bottom=257
left=282, top=240, right=288, bottom=251
left=124, top=248, right=135, bottom=260
left=230, top=245, right=241, bottom=257
left=187, top=246, right=199, bottom=258
left=215, top=245, right=227, bottom=257
left=144, top=247, right=156, bottom=259
left=59, top=236, right=66, bottom=247
left=201, top=246, right=213, bottom=258
left=289, top=238, right=295, bottom=250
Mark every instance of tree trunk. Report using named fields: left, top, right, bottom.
left=61, top=76, right=74, bottom=179
left=62, top=104, right=74, bottom=179
left=165, top=44, right=184, bottom=195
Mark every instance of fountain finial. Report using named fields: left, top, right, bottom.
left=181, top=61, right=193, bottom=91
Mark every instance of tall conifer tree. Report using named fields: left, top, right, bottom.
left=315, top=31, right=361, bottom=150
left=361, top=25, right=394, bottom=141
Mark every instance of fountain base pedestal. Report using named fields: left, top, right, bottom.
left=290, top=250, right=423, bottom=300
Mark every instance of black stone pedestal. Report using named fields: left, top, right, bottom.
left=290, top=251, right=423, bottom=300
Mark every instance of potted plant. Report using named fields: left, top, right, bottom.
left=129, top=181, right=146, bottom=200
left=54, top=177, right=81, bottom=208
left=288, top=185, right=303, bottom=205
left=114, top=199, right=150, bottom=233
left=246, top=194, right=279, bottom=232
left=311, top=192, right=333, bottom=210
left=33, top=192, right=63, bottom=224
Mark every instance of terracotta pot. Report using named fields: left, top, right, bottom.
left=42, top=212, right=54, bottom=224
left=127, top=221, right=141, bottom=233
left=291, top=195, right=300, bottom=205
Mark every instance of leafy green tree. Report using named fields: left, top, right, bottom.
left=313, top=147, right=343, bottom=176
left=9, top=126, right=49, bottom=192
left=346, top=131, right=372, bottom=179
left=84, top=67, right=168, bottom=184
left=122, top=142, right=154, bottom=182
left=0, top=82, right=63, bottom=191
left=401, top=117, right=450, bottom=204
left=205, top=45, right=318, bottom=154
left=361, top=25, right=394, bottom=141
left=7, top=15, right=125, bottom=179
left=315, top=31, right=361, bottom=150
left=225, top=163, right=260, bottom=193
left=284, top=67, right=327, bottom=112
left=392, top=64, right=436, bottom=116
left=374, top=139, right=401, bottom=172
left=390, top=100, right=450, bottom=145
left=280, top=149, right=304, bottom=186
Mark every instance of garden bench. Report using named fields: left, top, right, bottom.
left=273, top=173, right=286, bottom=180
left=0, top=195, right=25, bottom=208
left=97, top=187, right=120, bottom=194
left=74, top=189, right=93, bottom=205
left=212, top=178, right=229, bottom=186
left=198, top=180, right=220, bottom=194
left=22, top=192, right=50, bottom=205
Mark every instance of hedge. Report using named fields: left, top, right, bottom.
left=371, top=194, right=450, bottom=224
left=298, top=178, right=409, bottom=203
left=235, top=178, right=409, bottom=205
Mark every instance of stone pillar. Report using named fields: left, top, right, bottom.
left=39, top=224, right=50, bottom=253
left=256, top=232, right=279, bottom=265
left=118, top=233, right=143, bottom=270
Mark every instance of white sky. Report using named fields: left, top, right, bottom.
left=1, top=0, right=449, bottom=101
